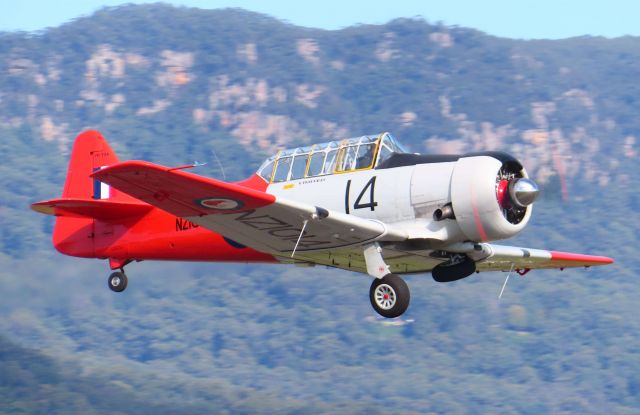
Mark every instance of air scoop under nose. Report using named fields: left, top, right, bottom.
left=509, top=178, right=539, bottom=207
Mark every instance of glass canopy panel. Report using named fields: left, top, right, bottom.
left=323, top=149, right=339, bottom=174
left=257, top=158, right=276, bottom=181
left=376, top=144, right=393, bottom=166
left=338, top=145, right=358, bottom=171
left=307, top=152, right=325, bottom=177
left=290, top=154, right=309, bottom=180
left=273, top=157, right=292, bottom=182
left=381, top=133, right=408, bottom=153
left=355, top=143, right=377, bottom=169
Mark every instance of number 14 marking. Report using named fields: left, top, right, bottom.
left=345, top=176, right=378, bottom=214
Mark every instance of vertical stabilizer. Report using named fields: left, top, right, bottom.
left=53, top=130, right=127, bottom=257
left=62, top=130, right=121, bottom=199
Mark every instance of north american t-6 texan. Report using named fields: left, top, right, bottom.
left=32, top=130, right=613, bottom=318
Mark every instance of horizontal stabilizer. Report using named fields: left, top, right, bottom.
left=31, top=198, right=152, bottom=220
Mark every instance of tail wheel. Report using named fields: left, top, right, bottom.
left=108, top=271, right=128, bottom=293
left=369, top=274, right=410, bottom=318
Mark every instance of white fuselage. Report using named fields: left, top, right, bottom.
left=267, top=161, right=466, bottom=245
left=268, top=153, right=532, bottom=247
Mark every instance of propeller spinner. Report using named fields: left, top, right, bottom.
left=496, top=170, right=539, bottom=225
left=509, top=178, right=539, bottom=207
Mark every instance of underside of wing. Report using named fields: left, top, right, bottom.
left=276, top=244, right=443, bottom=275
left=94, top=161, right=406, bottom=255
left=475, top=244, right=614, bottom=272
left=280, top=243, right=614, bottom=276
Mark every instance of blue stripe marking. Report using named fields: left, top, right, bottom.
left=92, top=167, right=101, bottom=199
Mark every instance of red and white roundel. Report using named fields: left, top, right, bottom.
left=198, top=197, right=243, bottom=210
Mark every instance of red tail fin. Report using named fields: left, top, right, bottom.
left=33, top=130, right=141, bottom=257
left=62, top=130, right=123, bottom=200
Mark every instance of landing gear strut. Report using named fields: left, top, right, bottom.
left=108, top=270, right=128, bottom=292
left=363, top=242, right=411, bottom=318
left=369, top=274, right=410, bottom=318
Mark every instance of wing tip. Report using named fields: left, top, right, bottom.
left=550, top=251, right=614, bottom=265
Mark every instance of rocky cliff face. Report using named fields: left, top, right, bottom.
left=0, top=4, right=637, bottom=194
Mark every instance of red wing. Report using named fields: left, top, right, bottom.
left=93, top=161, right=275, bottom=218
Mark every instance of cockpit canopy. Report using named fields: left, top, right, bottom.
left=257, top=132, right=407, bottom=183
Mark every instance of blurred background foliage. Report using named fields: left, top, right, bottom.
left=0, top=4, right=639, bottom=414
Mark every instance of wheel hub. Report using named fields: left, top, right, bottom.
left=111, top=276, right=121, bottom=287
left=374, top=284, right=396, bottom=310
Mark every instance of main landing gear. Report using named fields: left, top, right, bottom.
left=108, top=270, right=128, bottom=292
left=363, top=242, right=411, bottom=318
left=369, top=274, right=410, bottom=318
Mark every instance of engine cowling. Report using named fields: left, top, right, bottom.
left=449, top=153, right=538, bottom=242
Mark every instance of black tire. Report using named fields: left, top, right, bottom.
left=108, top=271, right=128, bottom=293
left=369, top=274, right=410, bottom=318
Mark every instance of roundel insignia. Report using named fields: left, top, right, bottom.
left=197, top=197, right=244, bottom=210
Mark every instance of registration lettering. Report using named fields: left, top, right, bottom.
left=176, top=217, right=199, bottom=232
left=234, top=209, right=331, bottom=249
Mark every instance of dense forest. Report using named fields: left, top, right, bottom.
left=0, top=4, right=639, bottom=414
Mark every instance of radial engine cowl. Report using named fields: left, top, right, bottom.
left=450, top=154, right=536, bottom=242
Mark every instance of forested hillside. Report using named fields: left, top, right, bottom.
left=1, top=4, right=639, bottom=414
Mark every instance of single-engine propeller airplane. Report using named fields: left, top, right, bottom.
left=32, top=130, right=613, bottom=318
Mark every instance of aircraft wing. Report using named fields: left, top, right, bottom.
left=93, top=161, right=406, bottom=254
left=475, top=243, right=613, bottom=272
